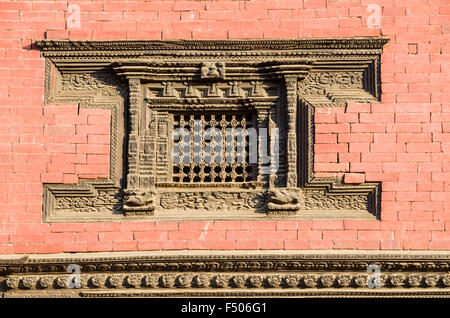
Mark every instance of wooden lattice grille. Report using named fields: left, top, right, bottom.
left=172, top=112, right=257, bottom=183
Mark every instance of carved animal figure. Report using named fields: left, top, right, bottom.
left=269, top=189, right=298, bottom=205
left=124, top=190, right=154, bottom=207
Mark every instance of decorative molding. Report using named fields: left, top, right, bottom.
left=1, top=251, right=449, bottom=298
left=36, top=39, right=389, bottom=222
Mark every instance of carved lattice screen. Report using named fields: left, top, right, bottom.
left=37, top=39, right=388, bottom=222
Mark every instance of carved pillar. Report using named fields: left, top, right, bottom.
left=256, top=109, right=269, bottom=183
left=123, top=78, right=155, bottom=215
left=126, top=78, right=141, bottom=189
left=155, top=113, right=170, bottom=183
left=285, top=76, right=298, bottom=188
left=140, top=109, right=157, bottom=188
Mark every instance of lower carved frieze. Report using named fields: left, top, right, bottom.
left=1, top=251, right=450, bottom=297
left=4, top=272, right=450, bottom=290
left=47, top=183, right=375, bottom=220
left=159, top=190, right=267, bottom=212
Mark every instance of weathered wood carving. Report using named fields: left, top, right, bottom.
left=2, top=251, right=450, bottom=297
left=37, top=39, right=388, bottom=222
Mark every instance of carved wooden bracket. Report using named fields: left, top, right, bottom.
left=37, top=39, right=389, bottom=222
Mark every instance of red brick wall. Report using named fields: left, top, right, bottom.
left=0, top=0, right=449, bottom=254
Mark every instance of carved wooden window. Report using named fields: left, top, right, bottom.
left=38, top=39, right=388, bottom=222
left=171, top=111, right=256, bottom=183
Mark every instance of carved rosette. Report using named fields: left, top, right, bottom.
left=108, top=275, right=123, bottom=288
left=266, top=275, right=283, bottom=288
left=143, top=274, right=159, bottom=288
left=212, top=275, right=228, bottom=288
left=231, top=275, right=247, bottom=288
left=353, top=275, right=368, bottom=288
left=125, top=274, right=142, bottom=288
left=389, top=274, right=406, bottom=287
left=175, top=275, right=191, bottom=288
left=160, top=274, right=175, bottom=288
left=284, top=275, right=301, bottom=288
left=319, top=274, right=336, bottom=288
left=193, top=275, right=210, bottom=288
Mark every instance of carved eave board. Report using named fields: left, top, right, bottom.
left=36, top=39, right=389, bottom=222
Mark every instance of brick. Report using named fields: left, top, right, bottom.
left=362, top=153, right=395, bottom=162
left=414, top=221, right=444, bottom=231
left=371, top=143, right=406, bottom=153
left=339, top=153, right=360, bottom=163
left=344, top=220, right=380, bottom=230
left=315, top=153, right=338, bottom=162
left=308, top=240, right=333, bottom=249
left=154, top=221, right=178, bottom=230
left=210, top=240, right=235, bottom=250
left=168, top=230, right=201, bottom=240
left=383, top=162, right=417, bottom=172
left=50, top=223, right=84, bottom=232
left=429, top=241, right=450, bottom=250
left=75, top=232, right=98, bottom=242
left=314, top=162, right=348, bottom=172
left=297, top=230, right=322, bottom=240
left=251, top=231, right=286, bottom=240
left=351, top=123, right=386, bottom=133
left=226, top=230, right=251, bottom=240
left=137, top=241, right=162, bottom=250
left=407, top=143, right=441, bottom=153
left=360, top=113, right=394, bottom=123
left=398, top=172, right=431, bottom=182
left=235, top=240, right=258, bottom=250
left=315, top=123, right=350, bottom=133
left=338, top=133, right=373, bottom=143
left=284, top=240, right=308, bottom=249
left=418, top=182, right=444, bottom=192
left=173, top=1, right=205, bottom=11
left=259, top=240, right=284, bottom=250
left=314, top=144, right=348, bottom=153
left=134, top=231, right=167, bottom=241
left=322, top=230, right=357, bottom=241
left=240, top=221, right=276, bottom=231
left=350, top=162, right=382, bottom=172
left=99, top=232, right=133, bottom=242
left=13, top=244, right=39, bottom=254
left=161, top=240, right=187, bottom=250
left=312, top=220, right=344, bottom=230
left=315, top=134, right=337, bottom=144
left=62, top=242, right=88, bottom=252
left=113, top=241, right=138, bottom=251
left=119, top=222, right=155, bottom=232
left=383, top=182, right=416, bottom=192
left=399, top=211, right=433, bottom=221
left=355, top=240, right=380, bottom=250
left=212, top=221, right=241, bottom=231
left=186, top=240, right=211, bottom=249
left=344, top=173, right=365, bottom=184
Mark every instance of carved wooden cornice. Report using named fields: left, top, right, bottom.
left=1, top=251, right=449, bottom=297
left=37, top=38, right=389, bottom=222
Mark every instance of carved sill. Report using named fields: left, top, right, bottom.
left=37, top=39, right=389, bottom=222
